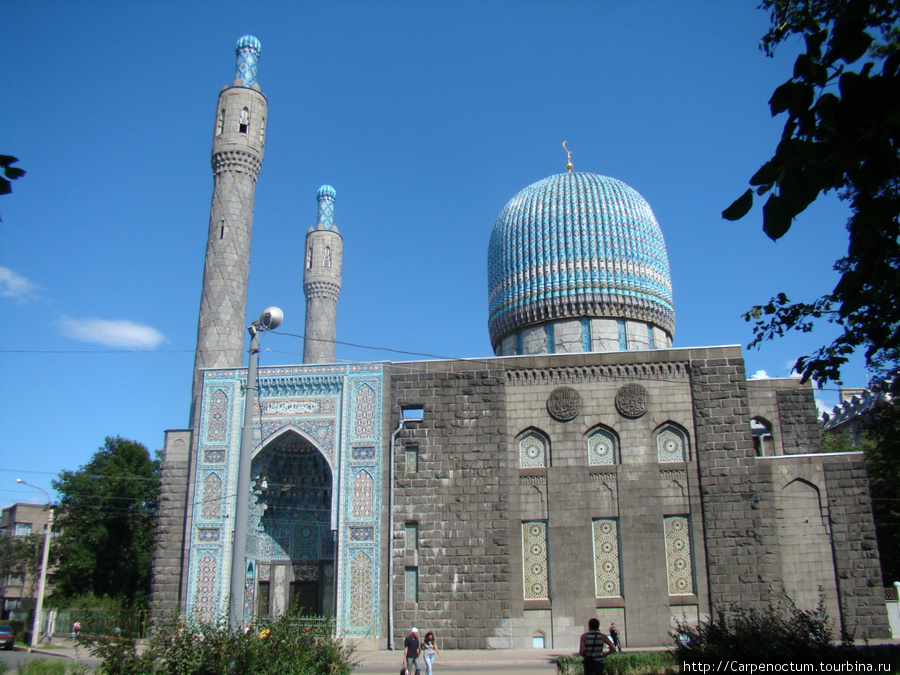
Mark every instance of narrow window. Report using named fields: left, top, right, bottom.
left=405, top=446, right=418, bottom=473
left=522, top=520, right=550, bottom=600
left=617, top=319, right=628, bottom=351
left=239, top=107, right=249, bottom=134
left=219, top=220, right=225, bottom=240
left=664, top=516, right=695, bottom=595
left=404, top=566, right=418, bottom=602
left=217, top=108, right=225, bottom=135
left=592, top=518, right=622, bottom=597
left=307, top=246, right=313, bottom=269
left=647, top=324, right=655, bottom=349
left=259, top=116, right=266, bottom=144
left=324, top=246, right=331, bottom=268
left=405, top=522, right=418, bottom=551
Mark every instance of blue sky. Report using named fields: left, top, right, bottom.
left=1, top=1, right=866, bottom=506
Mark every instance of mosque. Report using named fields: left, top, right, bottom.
left=148, top=36, right=890, bottom=649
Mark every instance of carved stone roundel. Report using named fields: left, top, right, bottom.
left=547, top=387, right=581, bottom=422
left=615, top=384, right=648, bottom=419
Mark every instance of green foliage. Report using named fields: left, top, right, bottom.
left=557, top=652, right=676, bottom=675
left=51, top=437, right=160, bottom=608
left=725, top=0, right=900, bottom=393
left=0, top=154, right=26, bottom=221
left=16, top=662, right=68, bottom=675
left=0, top=533, right=47, bottom=608
left=0, top=660, right=7, bottom=675
left=81, top=612, right=357, bottom=675
left=672, top=595, right=839, bottom=664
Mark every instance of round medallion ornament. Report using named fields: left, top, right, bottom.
left=547, top=387, right=581, bottom=422
left=615, top=384, right=648, bottom=419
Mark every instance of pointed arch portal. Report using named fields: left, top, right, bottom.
left=248, top=430, right=335, bottom=618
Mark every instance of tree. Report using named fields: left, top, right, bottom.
left=51, top=436, right=160, bottom=607
left=723, top=0, right=900, bottom=394
left=0, top=533, right=46, bottom=612
left=0, top=155, right=26, bottom=222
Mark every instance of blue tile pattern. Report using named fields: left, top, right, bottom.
left=317, top=185, right=336, bottom=230
left=487, top=172, right=675, bottom=350
left=235, top=35, right=261, bottom=88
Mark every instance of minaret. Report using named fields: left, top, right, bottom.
left=191, top=36, right=267, bottom=418
left=303, top=186, right=343, bottom=363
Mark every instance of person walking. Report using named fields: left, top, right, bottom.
left=609, top=622, right=621, bottom=651
left=579, top=618, right=616, bottom=675
left=403, top=626, right=421, bottom=675
left=418, top=631, right=441, bottom=675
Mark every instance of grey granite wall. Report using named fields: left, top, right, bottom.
left=389, top=363, right=509, bottom=649
left=823, top=457, right=891, bottom=639
left=777, top=387, right=823, bottom=455
left=149, top=430, right=192, bottom=627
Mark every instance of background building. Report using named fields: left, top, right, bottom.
left=0, top=503, right=53, bottom=620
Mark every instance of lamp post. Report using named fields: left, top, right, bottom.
left=15, top=479, right=53, bottom=649
left=229, top=307, right=283, bottom=633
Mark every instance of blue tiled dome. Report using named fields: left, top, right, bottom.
left=488, top=171, right=675, bottom=351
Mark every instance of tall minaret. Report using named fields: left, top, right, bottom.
left=191, top=36, right=267, bottom=418
left=303, top=186, right=343, bottom=363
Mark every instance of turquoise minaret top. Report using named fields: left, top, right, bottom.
left=235, top=35, right=262, bottom=87
left=317, top=185, right=337, bottom=230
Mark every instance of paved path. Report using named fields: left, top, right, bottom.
left=14, top=639, right=567, bottom=674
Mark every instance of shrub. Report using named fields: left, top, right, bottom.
left=557, top=652, right=676, bottom=675
left=81, top=611, right=357, bottom=675
left=672, top=594, right=840, bottom=665
left=17, top=662, right=68, bottom=675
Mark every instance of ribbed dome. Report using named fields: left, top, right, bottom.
left=488, top=171, right=675, bottom=351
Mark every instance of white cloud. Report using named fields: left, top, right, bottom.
left=58, top=316, right=166, bottom=348
left=0, top=266, right=39, bottom=300
left=749, top=369, right=771, bottom=380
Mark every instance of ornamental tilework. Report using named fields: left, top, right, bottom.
left=488, top=172, right=675, bottom=349
left=234, top=36, right=261, bottom=87
left=519, top=432, right=548, bottom=468
left=592, top=519, right=621, bottom=597
left=353, top=384, right=376, bottom=439
left=664, top=516, right=694, bottom=595
left=657, top=427, right=687, bottom=463
left=348, top=552, right=373, bottom=628
left=352, top=471, right=374, bottom=519
left=522, top=521, right=550, bottom=600
left=201, top=473, right=223, bottom=519
left=194, top=552, right=219, bottom=619
left=184, top=364, right=384, bottom=637
left=588, top=429, right=617, bottom=465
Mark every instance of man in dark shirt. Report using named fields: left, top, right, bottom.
left=403, top=626, right=421, bottom=675
left=579, top=618, right=616, bottom=675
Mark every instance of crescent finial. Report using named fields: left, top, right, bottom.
left=563, top=141, right=573, bottom=172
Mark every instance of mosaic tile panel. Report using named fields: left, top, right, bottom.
left=519, top=432, right=548, bottom=468
left=206, top=389, right=230, bottom=444
left=664, top=516, right=694, bottom=595
left=352, top=471, right=374, bottom=519
left=194, top=552, right=218, bottom=619
left=349, top=552, right=373, bottom=627
left=592, top=519, right=621, bottom=597
left=587, top=429, right=616, bottom=465
left=234, top=35, right=261, bottom=88
left=522, top=521, right=550, bottom=600
left=658, top=427, right=687, bottom=462
left=201, top=473, right=222, bottom=520
left=353, top=384, right=376, bottom=439
left=351, top=446, right=375, bottom=461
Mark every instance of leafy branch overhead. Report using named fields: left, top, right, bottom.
left=0, top=154, right=26, bottom=221
left=724, top=0, right=900, bottom=392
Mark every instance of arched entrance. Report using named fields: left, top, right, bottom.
left=248, top=430, right=335, bottom=618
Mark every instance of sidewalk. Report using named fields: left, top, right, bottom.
left=23, top=638, right=566, bottom=673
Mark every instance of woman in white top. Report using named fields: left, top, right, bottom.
left=418, top=631, right=442, bottom=675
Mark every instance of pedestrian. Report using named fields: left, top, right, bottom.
left=579, top=618, right=616, bottom=675
left=403, top=626, right=421, bottom=675
left=71, top=621, right=81, bottom=640
left=608, top=622, right=621, bottom=651
left=418, top=630, right=441, bottom=675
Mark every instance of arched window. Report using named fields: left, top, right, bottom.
left=324, top=246, right=331, bottom=268
left=656, top=424, right=688, bottom=462
left=586, top=427, right=618, bottom=466
left=752, top=418, right=775, bottom=456
left=217, top=107, right=225, bottom=136
left=239, top=107, right=250, bottom=134
left=518, top=430, right=549, bottom=468
left=307, top=246, right=313, bottom=269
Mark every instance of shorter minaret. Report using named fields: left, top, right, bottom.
left=303, top=186, right=343, bottom=363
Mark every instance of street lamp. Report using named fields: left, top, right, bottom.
left=15, top=479, right=53, bottom=650
left=229, top=307, right=283, bottom=633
